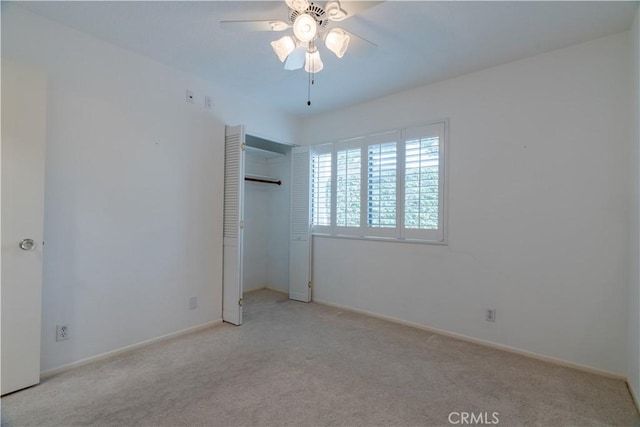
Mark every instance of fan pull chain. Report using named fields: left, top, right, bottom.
left=307, top=72, right=315, bottom=106
left=307, top=50, right=315, bottom=106
left=307, top=67, right=311, bottom=106
left=307, top=42, right=317, bottom=106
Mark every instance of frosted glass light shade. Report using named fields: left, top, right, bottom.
left=324, top=28, right=350, bottom=58
left=271, top=36, right=296, bottom=62
left=325, top=2, right=347, bottom=21
left=305, top=50, right=324, bottom=73
left=293, top=13, right=317, bottom=43
left=286, top=0, right=309, bottom=12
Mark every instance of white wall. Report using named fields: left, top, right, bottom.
left=266, top=153, right=291, bottom=293
left=302, top=33, right=632, bottom=375
left=243, top=155, right=270, bottom=293
left=629, top=7, right=640, bottom=405
left=243, top=151, right=291, bottom=294
left=1, top=6, right=298, bottom=372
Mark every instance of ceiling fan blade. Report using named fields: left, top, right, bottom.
left=345, top=30, right=378, bottom=55
left=219, top=20, right=290, bottom=32
left=340, top=1, right=384, bottom=19
left=284, top=46, right=306, bottom=70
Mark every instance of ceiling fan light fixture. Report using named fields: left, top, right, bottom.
left=305, top=49, right=324, bottom=73
left=325, top=1, right=347, bottom=21
left=324, top=28, right=350, bottom=58
left=293, top=13, right=318, bottom=43
left=271, top=36, right=296, bottom=62
left=285, top=0, right=310, bottom=12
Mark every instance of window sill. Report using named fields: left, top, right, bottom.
left=311, top=232, right=448, bottom=246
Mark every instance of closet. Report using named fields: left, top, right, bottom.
left=223, top=125, right=311, bottom=325
left=243, top=136, right=290, bottom=295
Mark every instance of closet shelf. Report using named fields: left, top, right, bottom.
left=245, top=146, right=285, bottom=159
left=245, top=174, right=281, bottom=186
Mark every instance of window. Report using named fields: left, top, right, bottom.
left=309, top=121, right=446, bottom=243
left=402, top=124, right=444, bottom=241
left=405, top=135, right=439, bottom=227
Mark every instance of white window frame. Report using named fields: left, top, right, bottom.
left=309, top=120, right=448, bottom=245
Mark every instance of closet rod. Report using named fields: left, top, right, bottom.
left=245, top=176, right=281, bottom=186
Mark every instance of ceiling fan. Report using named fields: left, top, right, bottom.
left=220, top=1, right=380, bottom=74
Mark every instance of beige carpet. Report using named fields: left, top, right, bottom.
left=1, top=289, right=638, bottom=426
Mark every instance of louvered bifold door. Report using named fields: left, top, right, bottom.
left=223, top=125, right=245, bottom=325
left=289, top=146, right=312, bottom=302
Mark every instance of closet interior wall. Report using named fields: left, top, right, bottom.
left=243, top=148, right=291, bottom=294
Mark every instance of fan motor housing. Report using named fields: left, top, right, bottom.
left=290, top=3, right=329, bottom=29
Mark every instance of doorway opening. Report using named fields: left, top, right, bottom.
left=242, top=135, right=292, bottom=317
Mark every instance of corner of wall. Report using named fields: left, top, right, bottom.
left=628, top=5, right=640, bottom=410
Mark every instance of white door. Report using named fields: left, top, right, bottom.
left=222, top=125, right=245, bottom=325
left=1, top=59, right=47, bottom=395
left=289, top=146, right=311, bottom=302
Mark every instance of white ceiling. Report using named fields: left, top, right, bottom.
left=10, top=1, right=639, bottom=117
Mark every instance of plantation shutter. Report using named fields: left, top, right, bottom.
left=365, top=131, right=400, bottom=238
left=335, top=139, right=363, bottom=235
left=310, top=144, right=333, bottom=232
left=403, top=122, right=445, bottom=241
left=222, top=125, right=245, bottom=325
left=289, top=146, right=312, bottom=302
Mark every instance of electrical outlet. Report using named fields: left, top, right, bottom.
left=56, top=324, right=70, bottom=341
left=204, top=96, right=212, bottom=110
left=485, top=309, right=496, bottom=322
left=189, top=296, right=198, bottom=310
left=186, top=89, right=194, bottom=104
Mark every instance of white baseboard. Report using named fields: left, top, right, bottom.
left=243, top=286, right=288, bottom=296
left=40, top=320, right=222, bottom=379
left=313, top=298, right=626, bottom=380
left=628, top=380, right=640, bottom=414
left=265, top=286, right=289, bottom=295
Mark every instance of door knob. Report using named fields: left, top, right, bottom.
left=19, top=239, right=35, bottom=251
